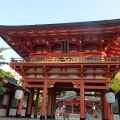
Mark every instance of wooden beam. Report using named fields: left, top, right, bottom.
left=84, top=86, right=107, bottom=89
left=25, top=84, right=51, bottom=88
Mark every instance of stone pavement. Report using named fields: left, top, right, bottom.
left=0, top=117, right=101, bottom=120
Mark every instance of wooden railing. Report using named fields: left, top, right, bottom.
left=10, top=57, right=120, bottom=63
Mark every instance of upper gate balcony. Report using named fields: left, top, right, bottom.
left=10, top=57, right=120, bottom=63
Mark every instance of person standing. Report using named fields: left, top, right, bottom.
left=85, top=111, right=90, bottom=120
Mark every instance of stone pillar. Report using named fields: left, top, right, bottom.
left=16, top=81, right=25, bottom=118
left=26, top=88, right=34, bottom=118
left=34, top=89, right=40, bottom=118
left=80, top=80, right=85, bottom=120
left=47, top=88, right=53, bottom=119
left=40, top=79, right=47, bottom=120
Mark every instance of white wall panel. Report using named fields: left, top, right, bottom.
left=36, top=68, right=43, bottom=72
left=114, top=114, right=119, bottom=120
left=67, top=68, right=78, bottom=72
left=49, top=75, right=59, bottom=78
left=86, top=75, right=93, bottom=78
left=69, top=75, right=79, bottom=78
left=0, top=109, right=6, bottom=116
left=27, top=68, right=34, bottom=71
left=96, top=75, right=103, bottom=78
left=27, top=74, right=35, bottom=78
left=50, top=68, right=60, bottom=71
left=36, top=74, right=43, bottom=78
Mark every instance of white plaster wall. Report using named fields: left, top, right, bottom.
left=67, top=68, right=79, bottom=72
left=36, top=74, right=43, bottom=78
left=72, top=38, right=76, bottom=41
left=69, top=50, right=77, bottom=52
left=0, top=109, right=6, bottom=116
left=27, top=68, right=34, bottom=71
left=92, top=50, right=97, bottom=52
left=9, top=108, right=26, bottom=116
left=2, top=94, right=8, bottom=105
left=49, top=75, right=59, bottom=78
left=21, top=109, right=26, bottom=116
left=85, top=68, right=93, bottom=72
left=86, top=75, right=93, bottom=78
left=96, top=68, right=105, bottom=72
left=43, top=50, right=47, bottom=53
left=96, top=75, right=103, bottom=78
left=85, top=50, right=90, bottom=52
left=69, top=75, right=79, bottom=78
left=113, top=114, right=119, bottom=120
left=50, top=68, right=60, bottom=71
left=54, top=50, right=61, bottom=53
left=27, top=74, right=35, bottom=78
left=9, top=108, right=17, bottom=116
left=36, top=68, right=43, bottom=72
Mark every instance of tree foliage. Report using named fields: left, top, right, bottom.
left=110, top=72, right=120, bottom=93
left=0, top=47, right=13, bottom=95
left=0, top=82, right=7, bottom=94
left=33, top=91, right=43, bottom=108
left=0, top=47, right=10, bottom=60
left=0, top=68, right=14, bottom=78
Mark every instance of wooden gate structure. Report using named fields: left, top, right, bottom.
left=1, top=19, right=120, bottom=120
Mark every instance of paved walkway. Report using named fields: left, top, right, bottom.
left=0, top=116, right=101, bottom=120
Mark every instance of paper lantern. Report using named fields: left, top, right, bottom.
left=15, top=90, right=23, bottom=100
left=106, top=92, right=115, bottom=103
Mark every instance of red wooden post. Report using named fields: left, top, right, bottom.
left=34, top=89, right=40, bottom=118
left=80, top=80, right=85, bottom=120
left=47, top=88, right=53, bottom=119
left=51, top=91, right=56, bottom=119
left=40, top=79, right=47, bottom=120
left=6, top=92, right=11, bottom=116
left=26, top=88, right=34, bottom=118
left=16, top=81, right=25, bottom=118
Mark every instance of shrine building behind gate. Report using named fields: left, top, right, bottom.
left=1, top=19, right=120, bottom=120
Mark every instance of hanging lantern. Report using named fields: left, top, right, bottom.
left=106, top=88, right=115, bottom=104
left=15, top=90, right=23, bottom=100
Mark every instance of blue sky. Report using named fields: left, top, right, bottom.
left=0, top=0, right=120, bottom=62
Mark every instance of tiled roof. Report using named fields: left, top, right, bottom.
left=0, top=76, right=26, bottom=91
left=0, top=19, right=120, bottom=30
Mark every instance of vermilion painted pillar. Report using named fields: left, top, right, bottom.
left=40, top=79, right=47, bottom=120
left=16, top=81, right=25, bottom=118
left=106, top=83, right=114, bottom=120
left=103, top=91, right=108, bottom=120
left=47, top=88, right=53, bottom=119
left=6, top=92, right=11, bottom=116
left=26, top=88, right=34, bottom=118
left=80, top=80, right=85, bottom=120
left=101, top=91, right=105, bottom=120
left=34, top=89, right=40, bottom=118
left=51, top=91, right=56, bottom=119
left=53, top=92, right=56, bottom=119
left=72, top=103, right=74, bottom=114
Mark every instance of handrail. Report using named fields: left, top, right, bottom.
left=10, top=57, right=120, bottom=63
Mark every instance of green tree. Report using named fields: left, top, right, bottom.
left=0, top=68, right=14, bottom=78
left=0, top=82, right=7, bottom=94
left=0, top=47, right=10, bottom=65
left=0, top=47, right=13, bottom=95
left=110, top=72, right=120, bottom=92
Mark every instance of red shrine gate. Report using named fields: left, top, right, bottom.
left=1, top=19, right=120, bottom=120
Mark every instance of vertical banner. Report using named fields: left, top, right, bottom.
left=61, top=40, right=69, bottom=53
